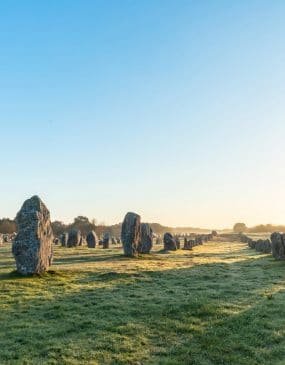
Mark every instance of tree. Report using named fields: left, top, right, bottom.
left=233, top=223, right=247, bottom=233
left=70, top=216, right=96, bottom=236
left=51, top=221, right=67, bottom=237
left=0, top=218, right=17, bottom=234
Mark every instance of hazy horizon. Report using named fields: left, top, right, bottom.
left=1, top=1, right=284, bottom=228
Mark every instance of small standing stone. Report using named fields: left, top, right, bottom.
left=103, top=232, right=110, bottom=249
left=163, top=232, right=177, bottom=251
left=138, top=223, right=153, bottom=254
left=271, top=232, right=285, bottom=260
left=67, top=229, right=81, bottom=247
left=60, top=232, right=69, bottom=247
left=87, top=231, right=98, bottom=248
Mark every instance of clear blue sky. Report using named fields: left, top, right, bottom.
left=0, top=0, right=284, bottom=228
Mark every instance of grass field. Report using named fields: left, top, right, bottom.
left=1, top=240, right=285, bottom=365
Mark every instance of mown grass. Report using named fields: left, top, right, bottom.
left=0, top=241, right=285, bottom=365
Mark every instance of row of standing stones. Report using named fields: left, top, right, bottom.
left=11, top=196, right=217, bottom=275
left=10, top=195, right=285, bottom=275
left=58, top=230, right=120, bottom=249
left=238, top=233, right=285, bottom=260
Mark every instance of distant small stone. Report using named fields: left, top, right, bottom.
left=163, top=233, right=177, bottom=251
left=67, top=229, right=81, bottom=247
left=195, top=236, right=203, bottom=245
left=87, top=231, right=98, bottom=248
left=271, top=232, right=285, bottom=260
left=60, top=232, right=69, bottom=247
left=183, top=238, right=193, bottom=250
left=103, top=232, right=111, bottom=249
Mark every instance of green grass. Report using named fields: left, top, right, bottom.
left=1, top=241, right=285, bottom=365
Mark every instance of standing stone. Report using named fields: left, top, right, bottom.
left=183, top=238, right=193, bottom=250
left=87, top=231, right=98, bottom=248
left=121, top=212, right=141, bottom=257
left=103, top=232, right=111, bottom=249
left=163, top=232, right=177, bottom=251
left=67, top=229, right=81, bottom=247
left=255, top=239, right=264, bottom=252
left=138, top=223, right=153, bottom=254
left=262, top=239, right=272, bottom=254
left=195, top=236, right=203, bottom=245
left=271, top=232, right=285, bottom=260
left=12, top=195, right=53, bottom=275
left=60, top=232, right=69, bottom=247
left=175, top=236, right=181, bottom=249
left=79, top=235, right=86, bottom=246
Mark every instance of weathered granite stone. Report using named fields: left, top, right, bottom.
left=87, top=231, right=98, bottom=248
left=138, top=223, right=153, bottom=254
left=262, top=239, right=272, bottom=254
left=12, top=196, right=53, bottom=275
left=121, top=212, right=141, bottom=257
left=103, top=232, right=111, bottom=249
left=67, top=229, right=81, bottom=247
left=271, top=232, right=285, bottom=260
left=183, top=238, right=190, bottom=250
left=163, top=232, right=177, bottom=251
left=183, top=238, right=194, bottom=250
left=255, top=239, right=265, bottom=252
left=195, top=236, right=203, bottom=245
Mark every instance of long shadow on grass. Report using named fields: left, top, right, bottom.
left=0, top=253, right=285, bottom=364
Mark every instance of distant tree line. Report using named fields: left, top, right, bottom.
left=233, top=222, right=285, bottom=234
left=0, top=215, right=210, bottom=237
left=0, top=218, right=16, bottom=234
left=1, top=216, right=284, bottom=235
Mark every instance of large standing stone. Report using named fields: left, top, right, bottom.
left=87, top=231, right=98, bottom=248
left=163, top=232, right=177, bottom=251
left=121, top=212, right=141, bottom=257
left=67, top=229, right=81, bottom=247
left=271, top=232, right=285, bottom=260
left=138, top=223, right=153, bottom=254
left=12, top=196, right=53, bottom=275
